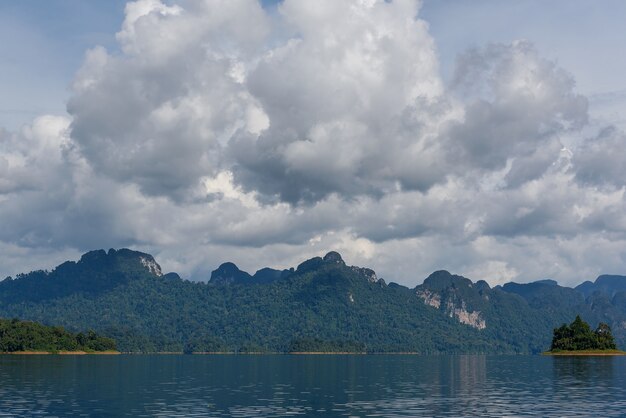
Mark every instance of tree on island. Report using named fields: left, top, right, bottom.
left=0, top=318, right=116, bottom=353
left=550, top=315, right=617, bottom=351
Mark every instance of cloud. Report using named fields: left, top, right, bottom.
left=1, top=0, right=625, bottom=287
left=446, top=41, right=588, bottom=177
left=229, top=0, right=450, bottom=203
left=573, top=126, right=626, bottom=187
left=68, top=0, right=270, bottom=200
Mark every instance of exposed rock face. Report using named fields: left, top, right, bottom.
left=351, top=266, right=378, bottom=283
left=416, top=289, right=441, bottom=309
left=416, top=291, right=486, bottom=330
left=446, top=300, right=487, bottom=330
left=415, top=270, right=487, bottom=330
left=140, top=256, right=163, bottom=277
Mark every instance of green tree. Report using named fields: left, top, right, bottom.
left=595, top=322, right=617, bottom=350
left=0, top=318, right=116, bottom=353
left=550, top=315, right=617, bottom=351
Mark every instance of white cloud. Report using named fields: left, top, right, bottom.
left=68, top=0, right=271, bottom=199
left=231, top=0, right=449, bottom=202
left=1, top=0, right=625, bottom=287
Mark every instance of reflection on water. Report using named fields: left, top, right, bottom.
left=552, top=355, right=614, bottom=381
left=0, top=354, right=625, bottom=417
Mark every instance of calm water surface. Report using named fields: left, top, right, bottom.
left=0, top=354, right=624, bottom=417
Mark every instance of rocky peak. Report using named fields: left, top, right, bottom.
left=78, top=249, right=107, bottom=264
left=252, top=267, right=291, bottom=284
left=475, top=280, right=490, bottom=289
left=296, top=257, right=324, bottom=274
left=422, top=270, right=473, bottom=291
left=323, top=251, right=345, bottom=265
left=214, top=262, right=239, bottom=274
left=576, top=275, right=626, bottom=298
left=78, top=248, right=163, bottom=277
left=210, top=262, right=252, bottom=285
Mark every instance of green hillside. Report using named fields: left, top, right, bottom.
left=0, top=249, right=625, bottom=353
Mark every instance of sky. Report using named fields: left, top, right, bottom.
left=1, top=0, right=625, bottom=287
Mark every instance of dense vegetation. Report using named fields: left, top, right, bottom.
left=0, top=318, right=116, bottom=353
left=1, top=248, right=625, bottom=354
left=0, top=251, right=505, bottom=353
left=550, top=315, right=617, bottom=351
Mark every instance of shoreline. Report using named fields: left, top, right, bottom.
left=127, top=351, right=417, bottom=355
left=1, top=350, right=121, bottom=355
left=180, top=351, right=420, bottom=355
left=8, top=350, right=624, bottom=356
left=542, top=350, right=626, bottom=356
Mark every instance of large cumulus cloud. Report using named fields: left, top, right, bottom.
left=1, top=0, right=625, bottom=287
left=68, top=0, right=271, bottom=199
left=231, top=0, right=448, bottom=203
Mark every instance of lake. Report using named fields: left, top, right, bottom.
left=0, top=354, right=624, bottom=417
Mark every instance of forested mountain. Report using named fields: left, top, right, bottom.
left=1, top=248, right=625, bottom=353
left=576, top=275, right=626, bottom=298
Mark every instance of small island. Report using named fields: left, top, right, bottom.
left=544, top=315, right=626, bottom=356
left=0, top=318, right=118, bottom=354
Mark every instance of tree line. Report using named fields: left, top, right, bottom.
left=0, top=318, right=116, bottom=353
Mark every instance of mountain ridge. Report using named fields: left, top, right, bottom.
left=1, top=248, right=626, bottom=354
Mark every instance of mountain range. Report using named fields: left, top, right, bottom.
left=1, top=248, right=625, bottom=353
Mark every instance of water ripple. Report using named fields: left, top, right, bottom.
left=0, top=355, right=624, bottom=417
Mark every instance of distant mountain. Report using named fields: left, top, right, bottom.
left=501, top=280, right=585, bottom=311
left=209, top=262, right=292, bottom=285
left=209, top=262, right=253, bottom=285
left=1, top=249, right=626, bottom=353
left=576, top=275, right=626, bottom=298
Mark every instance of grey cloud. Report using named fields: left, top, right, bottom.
left=3, top=0, right=626, bottom=289
left=344, top=188, right=467, bottom=243
left=503, top=138, right=562, bottom=188
left=573, top=127, right=626, bottom=187
left=447, top=42, right=588, bottom=179
left=68, top=0, right=270, bottom=200
left=228, top=0, right=446, bottom=204
left=452, top=42, right=589, bottom=126
left=68, top=48, right=238, bottom=200
left=0, top=117, right=121, bottom=249
left=581, top=207, right=626, bottom=235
